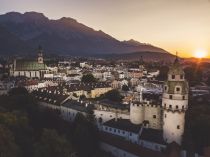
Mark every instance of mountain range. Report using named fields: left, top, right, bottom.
left=0, top=11, right=174, bottom=60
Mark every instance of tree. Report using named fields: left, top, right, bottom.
left=81, top=74, right=96, bottom=83
left=8, top=87, right=28, bottom=96
left=122, top=84, right=129, bottom=91
left=156, top=66, right=169, bottom=81
left=34, top=129, right=75, bottom=157
left=73, top=113, right=98, bottom=157
left=104, top=90, right=123, bottom=102
left=184, top=66, right=202, bottom=86
left=0, top=125, right=19, bottom=157
left=79, top=95, right=86, bottom=100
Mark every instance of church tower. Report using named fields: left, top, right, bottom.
left=139, top=56, right=144, bottom=71
left=37, top=46, right=44, bottom=64
left=162, top=55, right=189, bottom=145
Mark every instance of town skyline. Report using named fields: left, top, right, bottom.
left=1, top=0, right=210, bottom=58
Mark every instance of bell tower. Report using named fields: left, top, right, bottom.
left=139, top=56, right=144, bottom=71
left=162, top=54, right=189, bottom=145
left=37, top=46, right=44, bottom=64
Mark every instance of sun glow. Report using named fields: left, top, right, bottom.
left=194, top=50, right=208, bottom=58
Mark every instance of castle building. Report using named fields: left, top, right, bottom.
left=162, top=57, right=189, bottom=145
left=10, top=46, right=48, bottom=78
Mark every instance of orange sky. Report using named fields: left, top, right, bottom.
left=1, top=0, right=210, bottom=58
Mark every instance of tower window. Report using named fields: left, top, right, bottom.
left=169, top=95, right=173, bottom=99
left=177, top=125, right=180, bottom=129
left=153, top=115, right=156, bottom=119
left=176, top=87, right=180, bottom=92
left=172, top=75, right=175, bottom=79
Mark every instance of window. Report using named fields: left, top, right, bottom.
left=169, top=105, right=172, bottom=109
left=176, top=87, right=180, bottom=92
left=130, top=132, right=132, bottom=136
left=172, top=75, right=175, bottom=79
left=182, top=106, right=184, bottom=110
left=114, top=129, right=116, bottom=132
left=177, top=125, right=180, bottom=129
left=164, top=104, right=166, bottom=107
left=183, top=96, right=185, bottom=100
left=169, top=95, right=173, bottom=99
left=105, top=127, right=108, bottom=130
left=164, top=86, right=167, bottom=91
left=176, top=105, right=178, bottom=109
left=153, top=115, right=156, bottom=119
left=180, top=75, right=184, bottom=79
left=165, top=114, right=167, bottom=118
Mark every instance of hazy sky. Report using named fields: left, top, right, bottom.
left=1, top=0, right=210, bottom=57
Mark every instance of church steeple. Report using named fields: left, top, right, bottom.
left=37, top=46, right=44, bottom=64
left=174, top=51, right=179, bottom=64
left=139, top=56, right=144, bottom=71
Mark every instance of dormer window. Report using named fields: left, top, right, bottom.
left=172, top=75, right=175, bottom=79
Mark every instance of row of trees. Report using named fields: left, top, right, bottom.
left=0, top=87, right=105, bottom=157
left=183, top=98, right=210, bottom=154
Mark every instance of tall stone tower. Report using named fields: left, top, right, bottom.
left=37, top=46, right=44, bottom=64
left=162, top=56, right=189, bottom=145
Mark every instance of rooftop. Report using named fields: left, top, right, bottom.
left=140, top=128, right=166, bottom=145
left=100, top=131, right=164, bottom=157
left=103, top=119, right=141, bottom=133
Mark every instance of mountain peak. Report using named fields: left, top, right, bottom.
left=23, top=11, right=47, bottom=19
left=0, top=11, right=48, bottom=23
left=59, top=17, right=77, bottom=23
left=23, top=12, right=48, bottom=22
left=123, top=39, right=145, bottom=46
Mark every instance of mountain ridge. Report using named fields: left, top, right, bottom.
left=0, top=11, right=172, bottom=60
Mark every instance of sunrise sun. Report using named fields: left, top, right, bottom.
left=194, top=50, right=207, bottom=58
